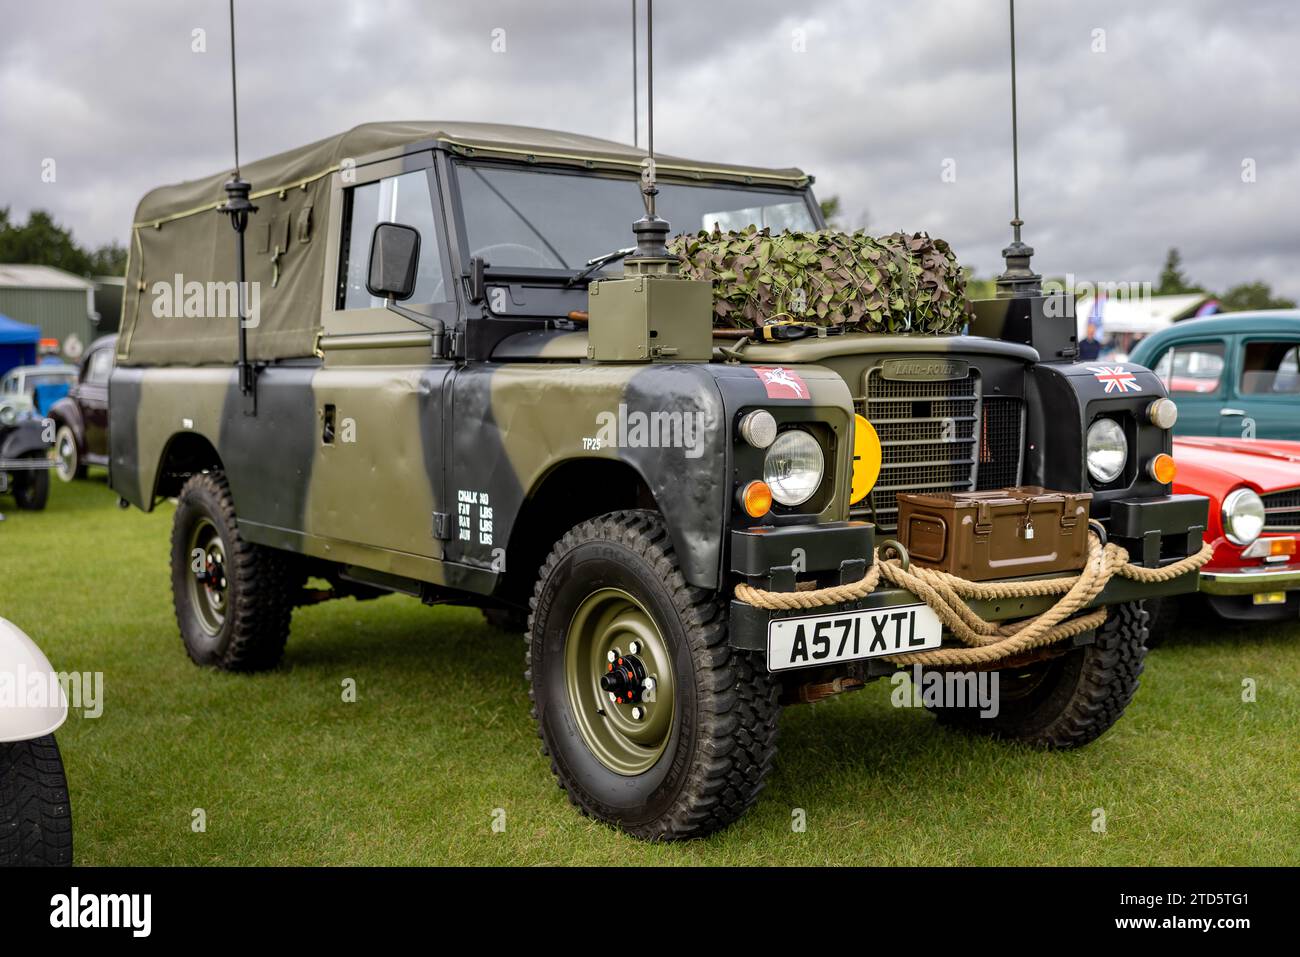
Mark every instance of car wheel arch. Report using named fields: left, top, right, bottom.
left=152, top=431, right=225, bottom=501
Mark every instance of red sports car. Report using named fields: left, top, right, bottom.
left=1158, top=436, right=1300, bottom=628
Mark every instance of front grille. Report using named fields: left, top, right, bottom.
left=1262, top=487, right=1300, bottom=531
left=976, top=396, right=1025, bottom=491
left=850, top=367, right=1025, bottom=531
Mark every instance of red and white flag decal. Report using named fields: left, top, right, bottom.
left=753, top=366, right=808, bottom=400
left=1087, top=365, right=1142, bottom=394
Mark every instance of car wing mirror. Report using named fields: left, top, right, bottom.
left=366, top=222, right=421, bottom=301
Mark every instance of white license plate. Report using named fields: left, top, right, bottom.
left=766, top=603, right=943, bottom=672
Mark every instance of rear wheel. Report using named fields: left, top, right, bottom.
left=0, top=735, right=72, bottom=866
left=53, top=425, right=83, bottom=482
left=930, top=601, right=1149, bottom=749
left=171, top=471, right=298, bottom=671
left=527, top=510, right=780, bottom=840
left=12, top=456, right=49, bottom=510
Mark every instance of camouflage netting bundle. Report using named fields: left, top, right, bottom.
left=668, top=227, right=968, bottom=335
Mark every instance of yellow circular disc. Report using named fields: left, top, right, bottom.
left=850, top=414, right=882, bottom=504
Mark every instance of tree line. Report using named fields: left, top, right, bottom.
left=0, top=207, right=128, bottom=278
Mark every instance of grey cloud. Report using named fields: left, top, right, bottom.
left=1, top=0, right=1296, bottom=298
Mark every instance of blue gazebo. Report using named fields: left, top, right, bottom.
left=0, top=314, right=40, bottom=377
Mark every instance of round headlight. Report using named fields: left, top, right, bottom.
left=763, top=429, right=824, bottom=507
left=738, top=409, right=777, bottom=449
left=0, top=404, right=16, bottom=427
left=1147, top=397, right=1179, bottom=430
left=1086, top=417, right=1128, bottom=485
left=1222, top=488, right=1266, bottom=546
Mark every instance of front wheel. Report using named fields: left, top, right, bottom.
left=12, top=457, right=49, bottom=510
left=527, top=510, right=780, bottom=841
left=0, top=735, right=73, bottom=865
left=929, top=601, right=1149, bottom=749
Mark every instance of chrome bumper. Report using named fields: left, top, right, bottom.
left=1199, top=564, right=1300, bottom=596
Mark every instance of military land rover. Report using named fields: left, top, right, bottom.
left=110, top=123, right=1208, bottom=840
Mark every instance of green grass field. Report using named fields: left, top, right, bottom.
left=1, top=477, right=1296, bottom=865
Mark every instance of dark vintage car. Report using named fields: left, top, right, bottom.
left=47, top=334, right=116, bottom=482
left=0, top=415, right=52, bottom=510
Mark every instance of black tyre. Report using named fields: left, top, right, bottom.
left=0, top=735, right=73, bottom=866
left=930, top=601, right=1149, bottom=749
left=12, top=457, right=50, bottom=510
left=171, top=470, right=298, bottom=671
left=527, top=510, right=780, bottom=841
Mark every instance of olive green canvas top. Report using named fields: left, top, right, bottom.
left=119, top=121, right=809, bottom=366
left=133, top=121, right=809, bottom=224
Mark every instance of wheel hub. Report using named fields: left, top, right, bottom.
left=186, top=518, right=229, bottom=636
left=195, top=551, right=228, bottom=598
left=563, top=588, right=675, bottom=776
left=600, top=653, right=647, bottom=704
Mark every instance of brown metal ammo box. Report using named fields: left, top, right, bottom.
left=896, top=486, right=1093, bottom=581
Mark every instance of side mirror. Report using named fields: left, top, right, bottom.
left=366, top=222, right=421, bottom=301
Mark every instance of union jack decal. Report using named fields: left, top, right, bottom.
left=1087, top=365, right=1142, bottom=394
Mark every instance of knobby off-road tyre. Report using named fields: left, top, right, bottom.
left=13, top=455, right=49, bottom=510
left=930, top=601, right=1149, bottom=749
left=0, top=735, right=73, bottom=866
left=171, top=471, right=298, bottom=672
left=527, top=510, right=780, bottom=841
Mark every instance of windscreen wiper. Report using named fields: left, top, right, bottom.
left=566, top=247, right=636, bottom=287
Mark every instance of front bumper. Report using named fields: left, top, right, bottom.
left=0, top=457, right=54, bottom=471
left=1199, top=563, right=1300, bottom=596
left=728, top=494, right=1209, bottom=657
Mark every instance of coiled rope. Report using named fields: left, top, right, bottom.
left=734, top=534, right=1214, bottom=667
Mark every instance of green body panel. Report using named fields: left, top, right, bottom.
left=111, top=351, right=855, bottom=596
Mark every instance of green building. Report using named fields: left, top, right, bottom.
left=0, top=263, right=101, bottom=362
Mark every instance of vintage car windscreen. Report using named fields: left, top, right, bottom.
left=456, top=164, right=816, bottom=270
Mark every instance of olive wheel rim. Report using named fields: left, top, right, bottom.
left=563, top=587, right=675, bottom=776
left=186, top=517, right=229, bottom=637
left=54, top=427, right=77, bottom=481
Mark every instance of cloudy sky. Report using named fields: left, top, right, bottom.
left=2, top=0, right=1297, bottom=296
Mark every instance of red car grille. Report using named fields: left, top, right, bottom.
left=1262, top=487, right=1300, bottom=532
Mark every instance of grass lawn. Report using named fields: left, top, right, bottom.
left=1, top=477, right=1296, bottom=866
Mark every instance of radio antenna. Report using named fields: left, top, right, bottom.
left=995, top=0, right=1040, bottom=297
left=217, top=0, right=258, bottom=410
left=631, top=0, right=638, bottom=148
left=227, top=0, right=242, bottom=175
left=626, top=0, right=671, bottom=263
left=644, top=0, right=656, bottom=217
